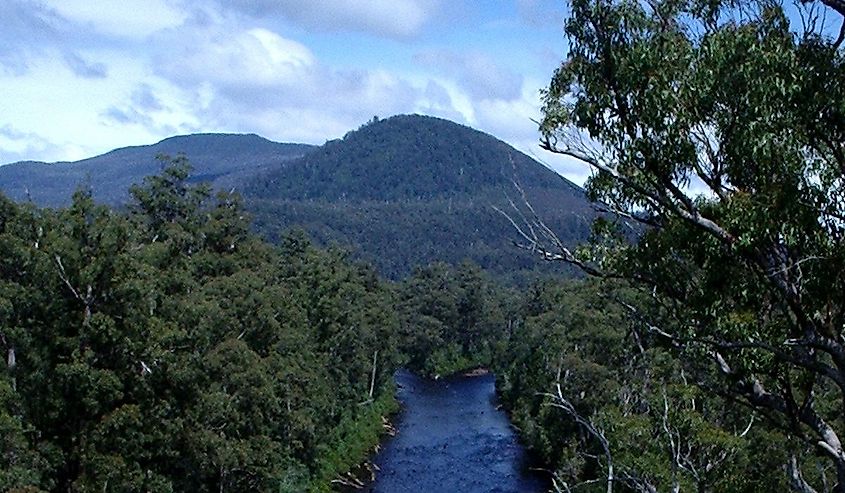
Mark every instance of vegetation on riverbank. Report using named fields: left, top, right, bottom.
left=393, top=261, right=512, bottom=378
left=380, top=271, right=806, bottom=490
left=0, top=157, right=404, bottom=492
left=2, top=145, right=842, bottom=491
left=308, top=389, right=399, bottom=493
left=494, top=281, right=795, bottom=491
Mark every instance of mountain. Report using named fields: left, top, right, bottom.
left=248, top=114, right=581, bottom=201
left=0, top=115, right=596, bottom=280
left=0, top=133, right=313, bottom=207
left=243, top=115, right=595, bottom=280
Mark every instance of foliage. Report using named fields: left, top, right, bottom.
left=243, top=114, right=594, bottom=280
left=496, top=281, right=792, bottom=492
left=0, top=115, right=596, bottom=281
left=309, top=389, right=399, bottom=493
left=535, top=0, right=845, bottom=488
left=0, top=157, right=402, bottom=492
left=248, top=114, right=572, bottom=202
left=394, top=261, right=512, bottom=377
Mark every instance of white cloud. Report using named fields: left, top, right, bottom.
left=42, top=0, right=187, bottom=38
left=0, top=51, right=199, bottom=164
left=131, top=83, right=164, bottom=112
left=516, top=0, right=567, bottom=28
left=0, top=1, right=64, bottom=74
left=0, top=0, right=588, bottom=186
left=63, top=52, right=108, bottom=78
left=526, top=142, right=593, bottom=185
left=475, top=93, right=540, bottom=140
left=0, top=1, right=112, bottom=79
left=0, top=125, right=93, bottom=163
left=415, top=50, right=524, bottom=101
left=99, top=80, right=203, bottom=139
left=443, top=77, right=592, bottom=185
left=148, top=20, right=427, bottom=143
left=409, top=80, right=467, bottom=124
left=188, top=67, right=424, bottom=144
left=154, top=27, right=315, bottom=89
left=212, top=0, right=437, bottom=38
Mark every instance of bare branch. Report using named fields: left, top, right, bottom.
left=541, top=138, right=737, bottom=246
left=787, top=455, right=820, bottom=493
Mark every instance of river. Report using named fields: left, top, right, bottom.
left=363, top=369, right=548, bottom=493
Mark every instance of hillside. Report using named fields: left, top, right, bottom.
left=0, top=115, right=597, bottom=280
left=0, top=133, right=313, bottom=207
left=244, top=115, right=595, bottom=279
left=247, top=114, right=581, bottom=201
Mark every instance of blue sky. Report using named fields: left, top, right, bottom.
left=0, top=0, right=589, bottom=183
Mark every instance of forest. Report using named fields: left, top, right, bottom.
left=242, top=113, right=594, bottom=281
left=501, top=0, right=845, bottom=488
left=0, top=154, right=585, bottom=492
left=2, top=0, right=844, bottom=490
left=0, top=156, right=590, bottom=492
left=0, top=155, right=839, bottom=492
left=0, top=156, right=411, bottom=492
left=0, top=114, right=595, bottom=282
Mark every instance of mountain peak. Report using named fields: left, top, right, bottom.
left=252, top=113, right=576, bottom=202
left=0, top=116, right=593, bottom=280
left=154, top=132, right=270, bottom=149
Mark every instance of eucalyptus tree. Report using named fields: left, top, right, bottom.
left=528, top=0, right=845, bottom=489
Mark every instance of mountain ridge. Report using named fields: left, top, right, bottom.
left=0, top=133, right=313, bottom=207
left=0, top=115, right=595, bottom=280
left=241, top=114, right=594, bottom=279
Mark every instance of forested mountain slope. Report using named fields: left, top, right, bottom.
left=243, top=115, right=595, bottom=279
left=0, top=158, right=405, bottom=492
left=0, top=115, right=596, bottom=280
left=247, top=114, right=580, bottom=201
left=0, top=134, right=312, bottom=207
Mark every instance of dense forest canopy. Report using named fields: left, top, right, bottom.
left=495, top=280, right=794, bottom=491
left=0, top=156, right=593, bottom=492
left=246, top=115, right=575, bottom=202
left=2, top=0, right=843, bottom=489
left=0, top=157, right=406, bottom=492
left=244, top=114, right=595, bottom=280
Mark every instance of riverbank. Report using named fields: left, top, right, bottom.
left=306, top=388, right=400, bottom=493
left=462, top=367, right=490, bottom=377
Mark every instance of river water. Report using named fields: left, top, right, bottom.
left=363, top=369, right=548, bottom=493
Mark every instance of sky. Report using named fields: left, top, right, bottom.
left=0, top=0, right=589, bottom=184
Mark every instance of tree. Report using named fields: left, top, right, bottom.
left=531, top=0, right=845, bottom=489
left=0, top=158, right=405, bottom=492
left=395, top=261, right=508, bottom=377
left=497, top=281, right=789, bottom=492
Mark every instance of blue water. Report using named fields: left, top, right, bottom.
left=364, top=369, right=548, bottom=493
